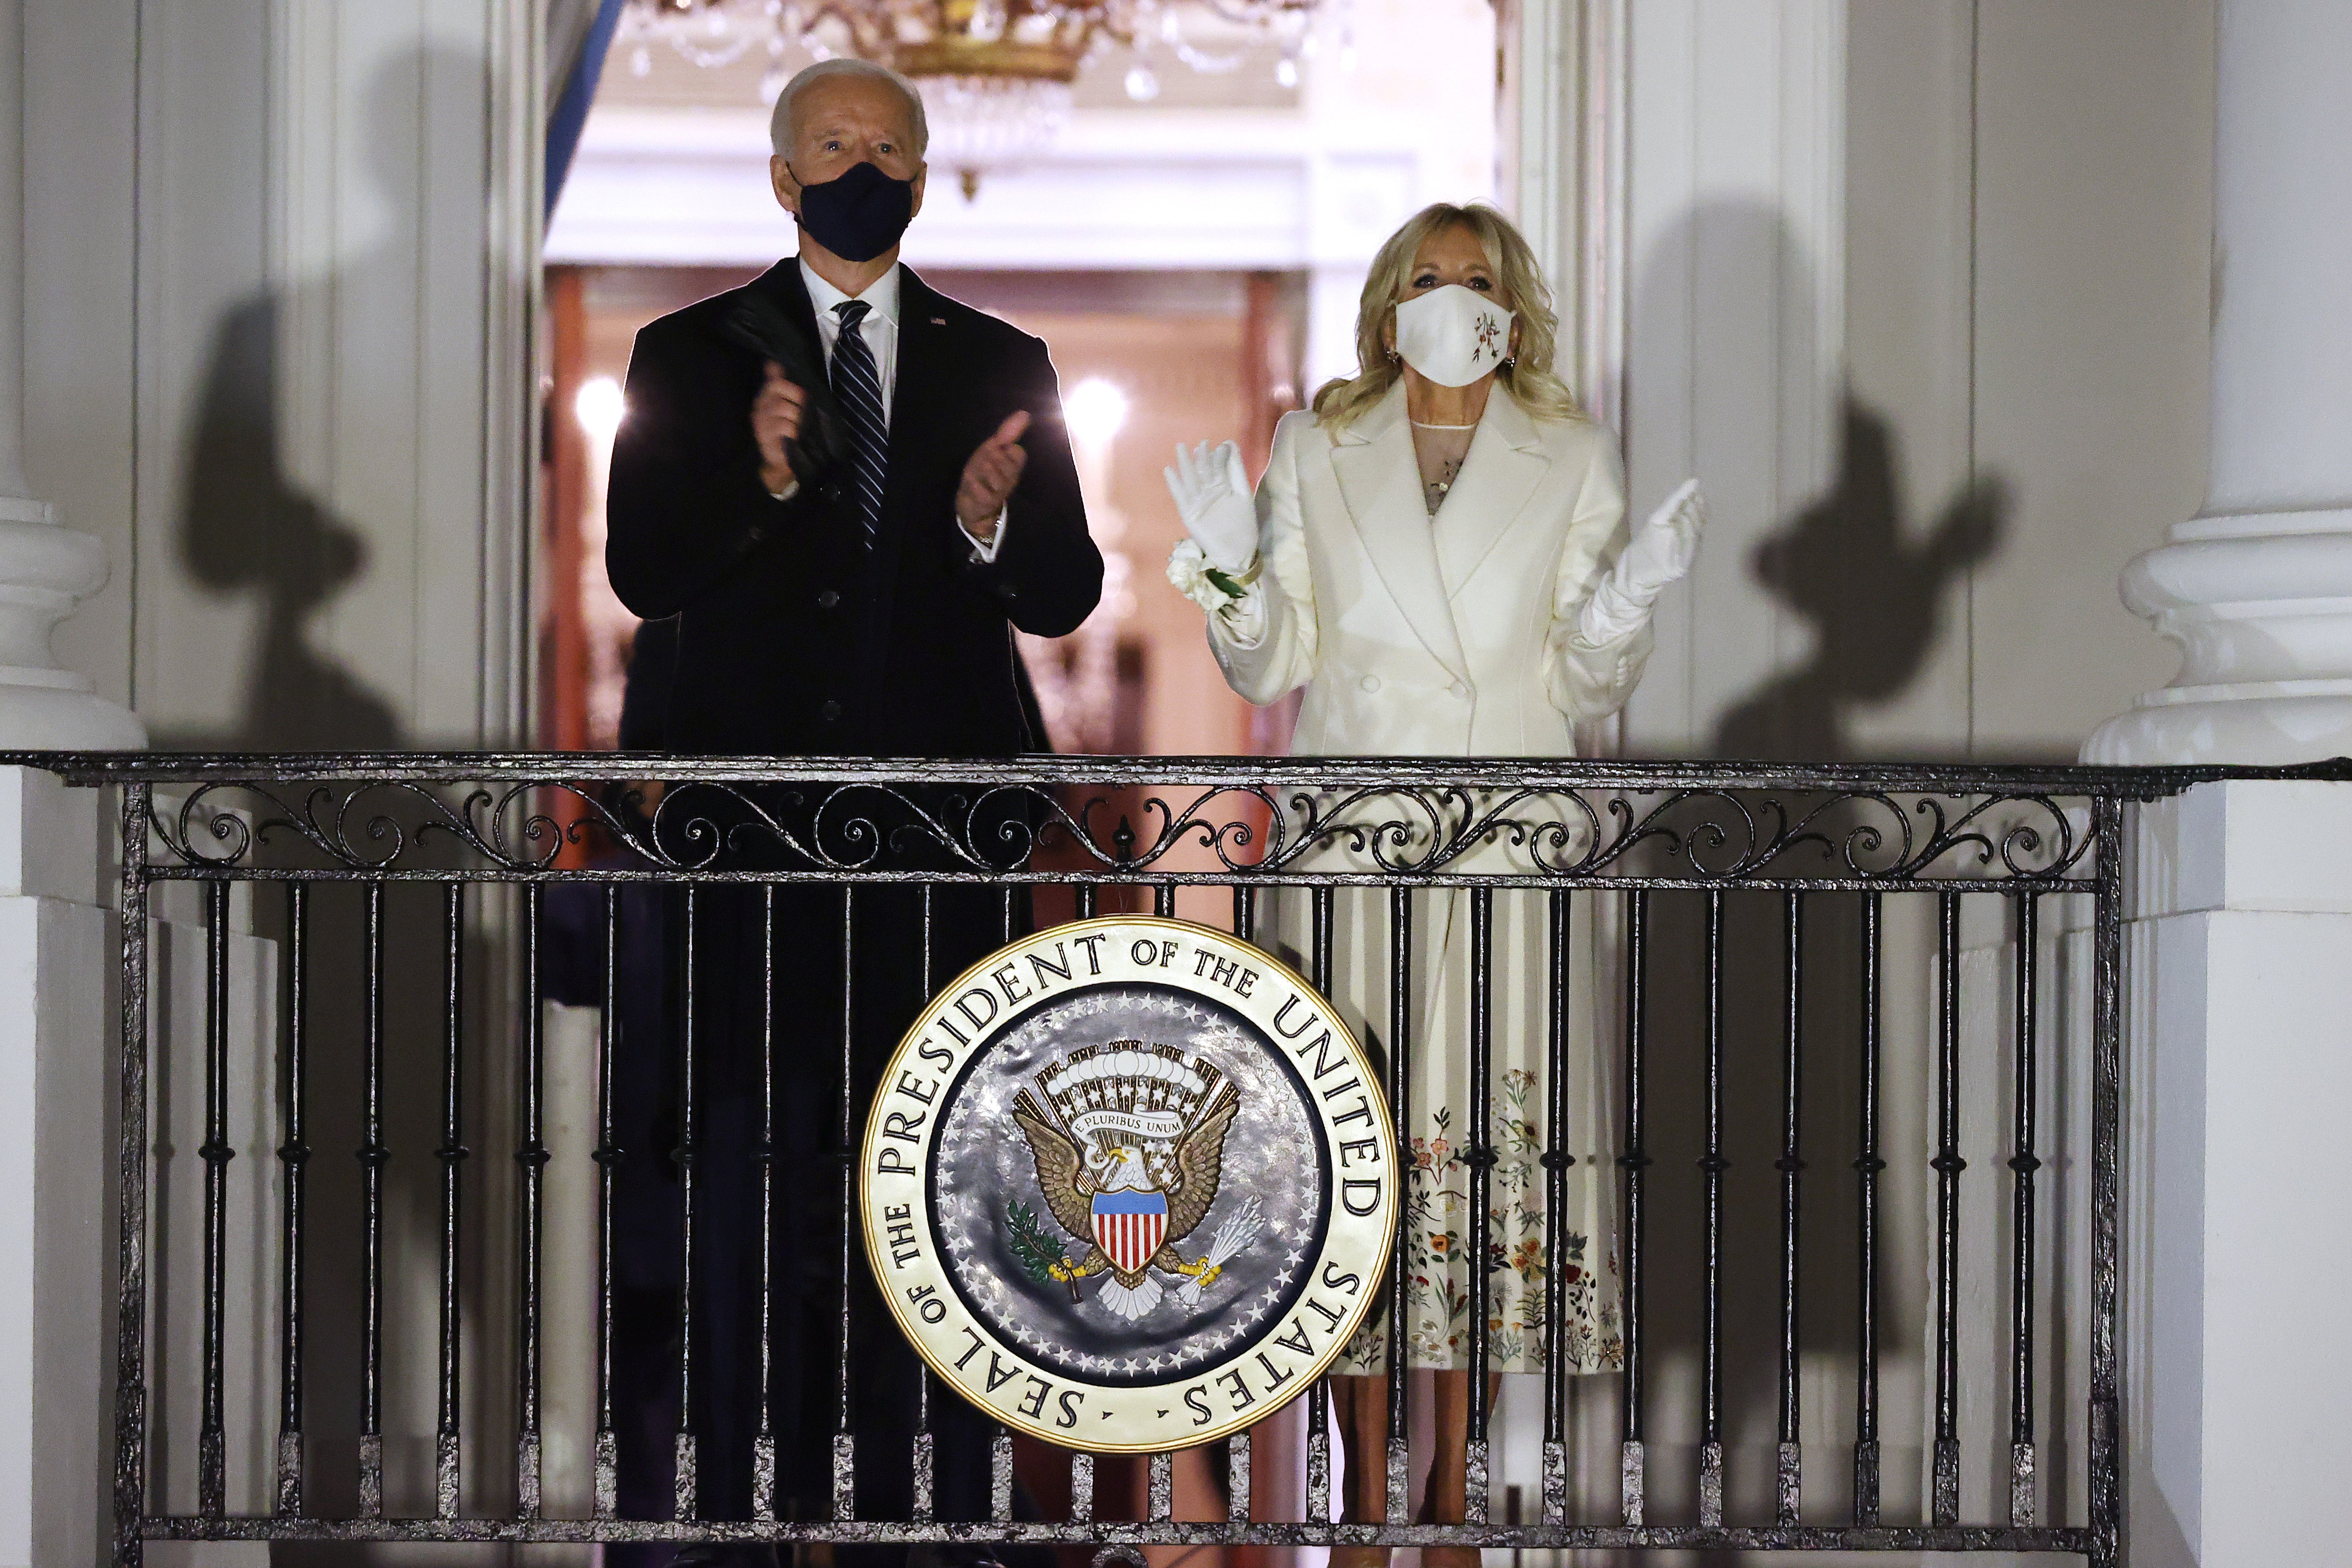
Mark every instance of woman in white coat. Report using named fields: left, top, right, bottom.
left=1165, top=202, right=1702, bottom=1558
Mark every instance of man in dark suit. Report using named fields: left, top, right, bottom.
left=605, top=56, right=1101, bottom=1565
left=607, top=73, right=1099, bottom=750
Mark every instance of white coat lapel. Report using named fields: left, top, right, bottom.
left=1327, top=385, right=1470, bottom=682
left=1434, top=391, right=1551, bottom=592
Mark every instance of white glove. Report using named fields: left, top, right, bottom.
left=1579, top=478, right=1705, bottom=645
left=1164, top=440, right=1258, bottom=572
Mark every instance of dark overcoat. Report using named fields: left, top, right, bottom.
left=600, top=257, right=1100, bottom=1542
left=607, top=258, right=1101, bottom=757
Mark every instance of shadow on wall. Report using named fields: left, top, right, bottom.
left=171, top=56, right=430, bottom=750
left=1625, top=198, right=2007, bottom=763
left=143, top=44, right=532, bottom=1542
left=1713, top=398, right=2007, bottom=760
left=1613, top=203, right=2018, bottom=1545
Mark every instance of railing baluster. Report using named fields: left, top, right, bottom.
left=359, top=880, right=387, bottom=1519
left=1068, top=1451, right=1095, bottom=1524
left=1933, top=890, right=1964, bottom=1525
left=275, top=881, right=308, bottom=1516
left=517, top=884, right=547, bottom=1518
left=1231, top=882, right=1259, bottom=1530
left=991, top=1429, right=1015, bottom=1522
left=1698, top=888, right=1725, bottom=1528
left=114, top=783, right=154, bottom=1563
left=1305, top=885, right=1335, bottom=1528
left=1464, top=885, right=1494, bottom=1524
left=675, top=887, right=701, bottom=1521
left=437, top=881, right=466, bottom=1520
left=593, top=885, right=620, bottom=1518
left=198, top=880, right=230, bottom=1519
left=1385, top=884, right=1413, bottom=1526
left=2089, top=796, right=2125, bottom=1568
left=1226, top=1426, right=1250, bottom=1524
left=1777, top=889, right=1806, bottom=1524
left=835, top=883, right=858, bottom=1521
left=756, top=884, right=782, bottom=1521
left=1075, top=882, right=1098, bottom=920
left=994, top=887, right=1016, bottom=1522
left=1619, top=888, right=1649, bottom=1526
left=1854, top=890, right=1884, bottom=1527
left=1149, top=1452, right=1174, bottom=1520
left=1540, top=888, right=1570, bottom=1524
left=2010, top=889, right=2042, bottom=1526
left=910, top=886, right=935, bottom=1524
left=1154, top=879, right=1176, bottom=918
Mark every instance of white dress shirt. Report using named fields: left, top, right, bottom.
left=801, top=258, right=903, bottom=424
left=783, top=258, right=1004, bottom=560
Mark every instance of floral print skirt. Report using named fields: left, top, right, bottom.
left=1263, top=884, right=1624, bottom=1375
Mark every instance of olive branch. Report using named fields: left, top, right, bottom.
left=1006, top=1199, right=1070, bottom=1285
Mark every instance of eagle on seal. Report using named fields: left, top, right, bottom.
left=1010, top=1077, right=1242, bottom=1320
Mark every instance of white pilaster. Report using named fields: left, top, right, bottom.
left=0, top=0, right=140, bottom=750
left=2085, top=0, right=2352, bottom=764
left=2125, top=781, right=2352, bottom=1567
left=0, top=768, right=111, bottom=1566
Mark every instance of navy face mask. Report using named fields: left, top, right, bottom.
left=791, top=159, right=916, bottom=263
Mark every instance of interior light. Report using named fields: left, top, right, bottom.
left=1063, top=377, right=1130, bottom=447
left=575, top=376, right=626, bottom=442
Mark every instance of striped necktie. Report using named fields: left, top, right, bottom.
left=828, top=298, right=888, bottom=548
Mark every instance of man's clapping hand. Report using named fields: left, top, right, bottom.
left=955, top=411, right=1031, bottom=542
left=752, top=362, right=808, bottom=494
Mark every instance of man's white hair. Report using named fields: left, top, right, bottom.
left=769, top=58, right=930, bottom=161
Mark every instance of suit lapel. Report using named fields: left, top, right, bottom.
left=1328, top=384, right=1469, bottom=682
left=749, top=257, right=821, bottom=340
left=1433, top=391, right=1551, bottom=592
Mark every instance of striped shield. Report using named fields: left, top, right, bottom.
left=1091, top=1188, right=1170, bottom=1276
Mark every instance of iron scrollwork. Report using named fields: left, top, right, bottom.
left=132, top=765, right=2096, bottom=885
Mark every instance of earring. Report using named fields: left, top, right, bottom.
left=1385, top=347, right=1400, bottom=363
left=1501, top=354, right=1517, bottom=369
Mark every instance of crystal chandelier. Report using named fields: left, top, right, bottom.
left=619, top=0, right=1318, bottom=192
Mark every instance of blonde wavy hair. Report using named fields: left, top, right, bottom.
left=1311, top=202, right=1584, bottom=430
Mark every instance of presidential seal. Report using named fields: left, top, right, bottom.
left=860, top=916, right=1397, bottom=1453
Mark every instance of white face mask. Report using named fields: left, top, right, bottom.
left=1390, top=284, right=1514, bottom=388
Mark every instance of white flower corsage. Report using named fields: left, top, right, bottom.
left=1167, top=540, right=1262, bottom=610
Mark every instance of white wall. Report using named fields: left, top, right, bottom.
left=15, top=6, right=541, bottom=1555
left=24, top=0, right=538, bottom=749
left=1616, top=0, right=2213, bottom=764
left=0, top=770, right=113, bottom=1565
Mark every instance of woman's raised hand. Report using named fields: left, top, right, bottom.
left=1577, top=478, right=1708, bottom=646
left=1617, top=478, right=1707, bottom=603
left=1164, top=440, right=1258, bottom=571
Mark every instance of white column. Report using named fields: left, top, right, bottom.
left=0, top=0, right=139, bottom=750
left=2085, top=0, right=2352, bottom=764
left=2125, top=782, right=2352, bottom=1568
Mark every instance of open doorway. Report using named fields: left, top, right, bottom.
left=540, top=0, right=1501, bottom=766
left=538, top=6, right=1501, bottom=1545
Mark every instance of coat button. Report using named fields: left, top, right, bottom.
left=816, top=589, right=841, bottom=609
left=1359, top=674, right=1382, bottom=693
left=820, top=699, right=843, bottom=721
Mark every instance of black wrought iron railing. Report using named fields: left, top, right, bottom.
left=27, top=750, right=2331, bottom=1567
